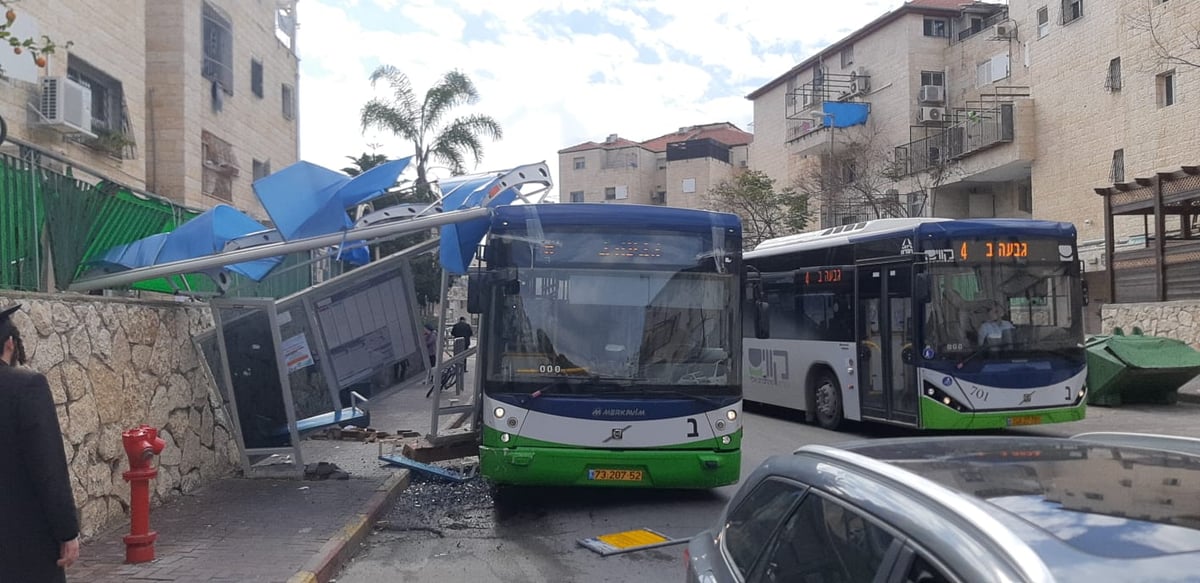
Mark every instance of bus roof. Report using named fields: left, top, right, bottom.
left=491, top=203, right=741, bottom=233
left=748, top=217, right=1077, bottom=258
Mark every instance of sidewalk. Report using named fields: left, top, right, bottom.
left=70, top=364, right=472, bottom=583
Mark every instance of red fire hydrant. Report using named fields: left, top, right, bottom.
left=121, top=425, right=166, bottom=564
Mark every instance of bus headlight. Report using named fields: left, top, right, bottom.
left=721, top=435, right=731, bottom=445
left=493, top=407, right=505, bottom=418
left=725, top=410, right=737, bottom=421
left=501, top=433, right=511, bottom=443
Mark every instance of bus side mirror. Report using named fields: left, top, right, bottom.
left=755, top=301, right=770, bottom=339
left=914, top=273, right=930, bottom=304
left=466, top=272, right=486, bottom=314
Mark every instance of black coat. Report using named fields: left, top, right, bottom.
left=451, top=322, right=473, bottom=343
left=0, top=363, right=79, bottom=583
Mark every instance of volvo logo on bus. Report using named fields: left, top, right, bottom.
left=605, top=425, right=633, bottom=442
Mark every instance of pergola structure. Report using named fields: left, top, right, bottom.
left=1094, top=165, right=1200, bottom=303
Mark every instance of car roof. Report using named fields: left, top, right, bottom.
left=782, top=434, right=1200, bottom=582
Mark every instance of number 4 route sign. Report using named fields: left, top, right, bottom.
left=577, top=528, right=688, bottom=556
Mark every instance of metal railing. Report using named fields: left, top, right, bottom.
left=895, top=104, right=1014, bottom=175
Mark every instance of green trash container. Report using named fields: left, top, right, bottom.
left=1085, top=328, right=1200, bottom=406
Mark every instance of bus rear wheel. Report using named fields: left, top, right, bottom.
left=813, top=371, right=844, bottom=431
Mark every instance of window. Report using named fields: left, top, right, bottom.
left=569, top=190, right=584, bottom=202
left=722, top=479, right=806, bottom=577
left=604, top=186, right=616, bottom=200
left=251, top=58, right=264, bottom=98
left=1105, top=57, right=1122, bottom=91
left=252, top=159, right=271, bottom=181
left=841, top=45, right=854, bottom=68
left=614, top=185, right=629, bottom=200
left=282, top=83, right=295, bottom=119
left=1158, top=70, right=1176, bottom=107
left=202, top=2, right=234, bottom=95
left=842, top=160, right=857, bottom=183
left=1084, top=492, right=1104, bottom=501
left=813, top=66, right=825, bottom=91
left=201, top=130, right=238, bottom=202
left=66, top=56, right=125, bottom=133
left=1019, top=182, right=1033, bottom=212
left=651, top=191, right=666, bottom=205
left=923, top=18, right=948, bottom=37
left=750, top=491, right=896, bottom=582
left=1037, top=7, right=1050, bottom=37
left=573, top=156, right=586, bottom=170
left=1119, top=478, right=1133, bottom=487
left=1062, top=0, right=1083, bottom=24
left=1165, top=477, right=1181, bottom=486
left=1110, top=149, right=1125, bottom=184
left=921, top=71, right=945, bottom=87
left=682, top=177, right=696, bottom=193
left=977, top=54, right=1011, bottom=87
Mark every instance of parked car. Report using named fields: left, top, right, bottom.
left=686, top=433, right=1200, bottom=583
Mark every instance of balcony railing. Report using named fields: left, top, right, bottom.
left=955, top=10, right=1009, bottom=42
left=895, top=104, right=1014, bottom=175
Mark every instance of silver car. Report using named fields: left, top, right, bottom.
left=687, top=432, right=1200, bottom=582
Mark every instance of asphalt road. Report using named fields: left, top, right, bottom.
left=336, top=401, right=1200, bottom=583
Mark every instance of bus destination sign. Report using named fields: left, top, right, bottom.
left=948, top=239, right=1068, bottom=262
left=797, top=267, right=844, bottom=286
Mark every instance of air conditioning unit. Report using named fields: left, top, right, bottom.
left=919, top=84, right=946, bottom=103
left=918, top=106, right=946, bottom=123
left=848, top=67, right=871, bottom=96
left=995, top=21, right=1016, bottom=39
left=39, top=77, right=94, bottom=136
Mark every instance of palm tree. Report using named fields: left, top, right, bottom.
left=342, top=152, right=389, bottom=177
left=360, top=65, right=503, bottom=197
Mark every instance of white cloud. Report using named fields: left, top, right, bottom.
left=297, top=0, right=912, bottom=197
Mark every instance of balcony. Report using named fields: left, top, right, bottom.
left=895, top=103, right=1020, bottom=176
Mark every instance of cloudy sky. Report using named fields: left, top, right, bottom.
left=297, top=0, right=912, bottom=197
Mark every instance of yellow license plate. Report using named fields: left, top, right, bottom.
left=1007, top=415, right=1042, bottom=426
left=588, top=469, right=644, bottom=481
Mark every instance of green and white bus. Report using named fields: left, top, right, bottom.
left=743, top=218, right=1087, bottom=431
left=469, top=204, right=745, bottom=488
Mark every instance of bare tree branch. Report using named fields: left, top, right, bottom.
left=1129, top=4, right=1200, bottom=71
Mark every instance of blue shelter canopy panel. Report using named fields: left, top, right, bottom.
left=437, top=163, right=553, bottom=274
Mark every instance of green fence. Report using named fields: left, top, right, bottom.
left=0, top=146, right=315, bottom=298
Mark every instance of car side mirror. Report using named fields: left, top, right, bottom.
left=755, top=301, right=770, bottom=339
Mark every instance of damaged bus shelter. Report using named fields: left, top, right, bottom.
left=70, top=158, right=553, bottom=477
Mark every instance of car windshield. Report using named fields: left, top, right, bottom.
left=485, top=268, right=737, bottom=393
left=924, top=262, right=1080, bottom=359
left=851, top=438, right=1200, bottom=559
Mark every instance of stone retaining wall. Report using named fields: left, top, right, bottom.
left=1101, top=300, right=1200, bottom=346
left=0, top=293, right=238, bottom=539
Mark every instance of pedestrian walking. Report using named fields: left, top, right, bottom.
left=450, top=317, right=473, bottom=349
left=423, top=322, right=438, bottom=368
left=0, top=304, right=80, bottom=583
left=450, top=317, right=473, bottom=373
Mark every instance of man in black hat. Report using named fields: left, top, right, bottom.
left=0, top=304, right=80, bottom=582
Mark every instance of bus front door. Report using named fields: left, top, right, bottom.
left=856, top=262, right=918, bottom=426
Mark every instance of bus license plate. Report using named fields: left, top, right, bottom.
left=1007, top=415, right=1042, bottom=426
left=588, top=469, right=644, bottom=482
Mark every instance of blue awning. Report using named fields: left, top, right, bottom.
left=820, top=101, right=870, bottom=128
left=253, top=158, right=412, bottom=241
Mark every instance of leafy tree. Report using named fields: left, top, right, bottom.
left=705, top=169, right=811, bottom=250
left=359, top=65, right=502, bottom=196
left=341, top=152, right=388, bottom=177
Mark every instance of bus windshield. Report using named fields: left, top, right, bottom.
left=924, top=262, right=1081, bottom=359
left=486, top=268, right=736, bottom=393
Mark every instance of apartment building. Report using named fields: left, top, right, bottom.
left=0, top=0, right=299, bottom=215
left=748, top=0, right=1200, bottom=248
left=557, top=122, right=752, bottom=210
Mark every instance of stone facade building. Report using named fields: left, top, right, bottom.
left=747, top=0, right=1199, bottom=255
left=0, top=0, right=299, bottom=216
left=557, top=122, right=752, bottom=210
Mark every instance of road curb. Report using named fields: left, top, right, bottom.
left=287, top=470, right=411, bottom=583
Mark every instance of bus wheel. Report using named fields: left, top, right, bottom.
left=813, top=371, right=844, bottom=431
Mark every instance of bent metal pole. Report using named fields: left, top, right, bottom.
left=68, top=206, right=492, bottom=292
